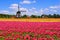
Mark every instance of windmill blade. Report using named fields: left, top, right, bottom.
left=20, top=10, right=26, bottom=12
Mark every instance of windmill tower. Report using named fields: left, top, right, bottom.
left=16, top=4, right=21, bottom=18
left=16, top=3, right=26, bottom=18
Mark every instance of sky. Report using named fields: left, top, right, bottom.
left=0, top=0, right=60, bottom=16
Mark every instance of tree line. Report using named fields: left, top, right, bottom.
left=0, top=14, right=60, bottom=18
left=0, top=14, right=15, bottom=18
left=21, top=14, right=60, bottom=18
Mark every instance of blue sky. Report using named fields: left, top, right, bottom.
left=0, top=0, right=60, bottom=15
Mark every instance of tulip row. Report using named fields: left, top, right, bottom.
left=0, top=21, right=60, bottom=40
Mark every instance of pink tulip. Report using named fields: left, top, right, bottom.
left=32, top=37, right=37, bottom=40
left=0, top=21, right=60, bottom=40
left=24, top=34, right=30, bottom=40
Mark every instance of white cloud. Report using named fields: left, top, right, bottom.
left=44, top=8, right=49, bottom=11
left=39, top=9, right=44, bottom=14
left=33, top=0, right=36, bottom=3
left=9, top=4, right=28, bottom=12
left=34, top=11, right=38, bottom=14
left=20, top=0, right=36, bottom=4
left=29, top=8, right=35, bottom=11
left=9, top=4, right=18, bottom=9
left=31, top=7, right=36, bottom=10
left=9, top=4, right=29, bottom=15
left=8, top=4, right=60, bottom=15
left=20, top=0, right=31, bottom=4
left=9, top=4, right=18, bottom=15
left=50, top=10, right=57, bottom=12
left=50, top=5, right=60, bottom=9
left=0, top=10, right=9, bottom=14
left=39, top=5, right=60, bottom=15
left=9, top=4, right=18, bottom=12
left=20, top=7, right=28, bottom=12
left=48, top=5, right=60, bottom=14
left=27, top=7, right=42, bottom=15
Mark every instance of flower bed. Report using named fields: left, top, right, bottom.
left=0, top=21, right=60, bottom=40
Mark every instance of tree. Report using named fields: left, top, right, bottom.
left=47, top=14, right=53, bottom=18
left=53, top=14, right=57, bottom=18
left=56, top=14, right=60, bottom=18
left=22, top=15, right=28, bottom=18
left=30, top=15, right=37, bottom=18
left=41, top=14, right=48, bottom=18
left=37, top=16, right=41, bottom=18
left=0, top=14, right=14, bottom=18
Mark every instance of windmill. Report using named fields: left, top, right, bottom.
left=16, top=4, right=26, bottom=18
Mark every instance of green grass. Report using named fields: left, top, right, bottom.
left=0, top=37, right=4, bottom=40
left=53, top=35, right=58, bottom=40
left=16, top=38, right=20, bottom=40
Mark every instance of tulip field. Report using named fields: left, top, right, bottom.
left=0, top=18, right=60, bottom=40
